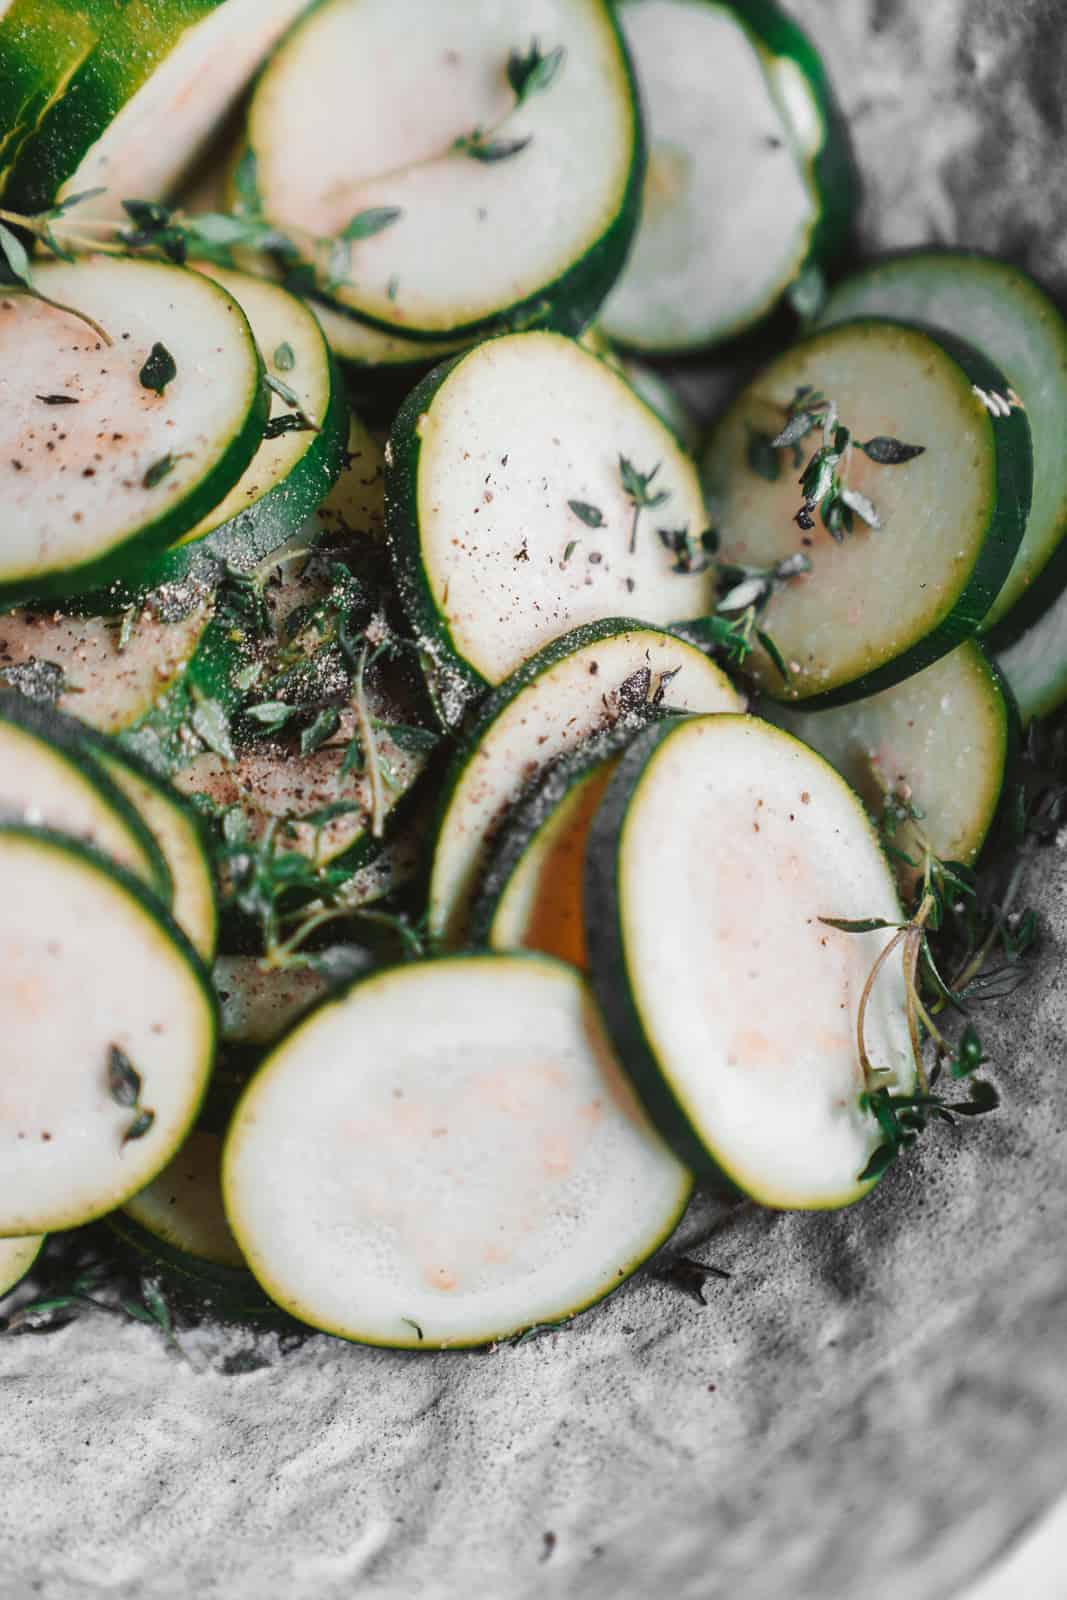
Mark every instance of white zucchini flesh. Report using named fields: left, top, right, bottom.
left=588, top=715, right=915, bottom=1207
left=0, top=827, right=215, bottom=1236
left=123, top=1130, right=245, bottom=1270
left=600, top=0, right=818, bottom=350
left=997, top=593, right=1067, bottom=724
left=0, top=1235, right=45, bottom=1298
left=393, top=333, right=714, bottom=686
left=214, top=956, right=332, bottom=1048
left=94, top=750, right=217, bottom=962
left=56, top=0, right=312, bottom=219
left=222, top=956, right=691, bottom=1347
left=0, top=711, right=164, bottom=892
left=429, top=623, right=741, bottom=946
left=484, top=753, right=620, bottom=967
left=820, top=253, right=1067, bottom=635
left=702, top=319, right=1027, bottom=703
left=249, top=0, right=636, bottom=334
left=173, top=693, right=426, bottom=867
left=176, top=265, right=339, bottom=548
left=766, top=641, right=1011, bottom=877
left=0, top=257, right=263, bottom=594
left=0, top=601, right=212, bottom=734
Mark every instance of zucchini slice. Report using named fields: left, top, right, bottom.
left=122, top=1130, right=244, bottom=1271
left=0, top=824, right=216, bottom=1236
left=585, top=715, right=915, bottom=1207
left=702, top=319, right=1033, bottom=706
left=472, top=728, right=631, bottom=966
left=600, top=0, right=855, bottom=352
left=0, top=1235, right=45, bottom=1299
left=103, top=264, right=349, bottom=599
left=996, top=592, right=1067, bottom=725
left=0, top=256, right=268, bottom=605
left=247, top=0, right=642, bottom=340
left=307, top=295, right=466, bottom=374
left=0, top=0, right=111, bottom=183
left=0, top=687, right=171, bottom=900
left=0, top=599, right=213, bottom=733
left=766, top=641, right=1014, bottom=891
left=88, top=742, right=218, bottom=962
left=819, top=252, right=1067, bottom=638
left=1, top=0, right=312, bottom=218
left=222, top=955, right=691, bottom=1348
left=428, top=619, right=740, bottom=946
left=387, top=332, right=714, bottom=694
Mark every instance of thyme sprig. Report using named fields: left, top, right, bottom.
left=619, top=456, right=671, bottom=553
left=453, top=40, right=565, bottom=162
left=766, top=387, right=925, bottom=541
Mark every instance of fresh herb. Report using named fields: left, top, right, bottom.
left=0, top=215, right=113, bottom=343
left=766, top=388, right=925, bottom=541
left=561, top=539, right=579, bottom=566
left=567, top=499, right=605, bottom=529
left=453, top=39, right=565, bottom=163
left=138, top=341, right=177, bottom=395
left=300, top=707, right=341, bottom=756
left=746, top=426, right=781, bottom=483
left=142, top=453, right=179, bottom=490
left=273, top=341, right=295, bottom=371
left=401, top=1316, right=424, bottom=1341
left=658, top=524, right=718, bottom=575
left=245, top=700, right=296, bottom=731
left=785, top=262, right=827, bottom=328
left=107, top=1044, right=156, bottom=1147
left=35, top=393, right=79, bottom=406
left=188, top=684, right=236, bottom=761
left=343, top=207, right=403, bottom=241
left=264, top=372, right=319, bottom=436
left=619, top=456, right=671, bottom=554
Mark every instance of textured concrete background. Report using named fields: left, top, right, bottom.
left=3, top=4, right=1067, bottom=1597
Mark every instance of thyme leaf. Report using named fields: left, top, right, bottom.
left=273, top=341, right=295, bottom=371
left=138, top=341, right=176, bottom=395
left=567, top=499, right=605, bottom=528
left=342, top=206, right=403, bottom=240
left=619, top=455, right=670, bottom=554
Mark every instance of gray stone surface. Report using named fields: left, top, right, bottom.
left=3, top=4, right=1067, bottom=1596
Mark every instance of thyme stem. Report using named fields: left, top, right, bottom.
left=352, top=641, right=387, bottom=840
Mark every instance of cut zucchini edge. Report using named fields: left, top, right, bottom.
left=245, top=0, right=645, bottom=343
left=121, top=1129, right=245, bottom=1271
left=703, top=317, right=1033, bottom=709
left=0, top=687, right=173, bottom=904
left=0, top=1234, right=45, bottom=1299
left=600, top=0, right=857, bottom=354
left=819, top=250, right=1067, bottom=642
left=427, top=617, right=741, bottom=946
left=385, top=331, right=714, bottom=696
left=0, top=822, right=218, bottom=1237
left=997, top=589, right=1067, bottom=725
left=221, top=953, right=693, bottom=1349
left=1, top=257, right=270, bottom=606
left=87, top=741, right=219, bottom=962
left=584, top=715, right=914, bottom=1208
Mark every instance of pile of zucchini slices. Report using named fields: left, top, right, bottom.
left=0, top=0, right=1059, bottom=1348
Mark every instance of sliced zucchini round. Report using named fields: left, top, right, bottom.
left=99, top=264, right=349, bottom=600
left=765, top=641, right=1014, bottom=891
left=0, top=599, right=213, bottom=733
left=0, top=0, right=111, bottom=184
left=0, top=687, right=171, bottom=900
left=703, top=318, right=1033, bottom=706
left=247, top=0, right=642, bottom=340
left=0, top=1234, right=45, bottom=1299
left=1, top=0, right=312, bottom=218
left=819, top=252, right=1067, bottom=639
left=600, top=0, right=855, bottom=352
left=472, top=727, right=632, bottom=966
left=122, top=1129, right=244, bottom=1270
left=222, top=955, right=692, bottom=1348
left=585, top=714, right=915, bottom=1207
left=387, top=332, right=714, bottom=694
left=429, top=619, right=741, bottom=946
left=0, top=256, right=268, bottom=605
left=307, top=295, right=466, bottom=373
left=996, top=591, right=1067, bottom=725
left=0, top=824, right=216, bottom=1236
left=88, top=742, right=218, bottom=962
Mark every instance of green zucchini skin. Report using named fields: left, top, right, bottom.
left=583, top=717, right=748, bottom=1192
left=0, top=0, right=221, bottom=216
left=0, top=0, right=114, bottom=182
left=802, top=321, right=1033, bottom=709
left=247, top=0, right=645, bottom=346
left=0, top=686, right=174, bottom=904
